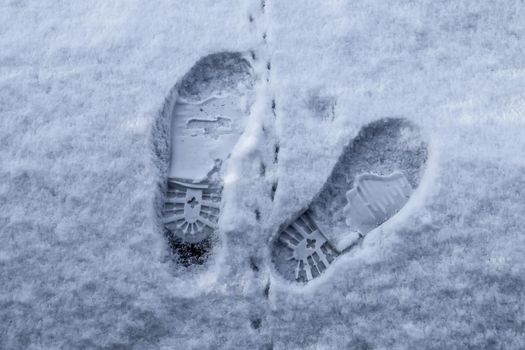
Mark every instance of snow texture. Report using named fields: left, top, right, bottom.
left=2, top=0, right=525, bottom=349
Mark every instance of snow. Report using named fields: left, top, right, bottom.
left=2, top=0, right=525, bottom=349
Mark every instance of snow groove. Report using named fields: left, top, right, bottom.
left=245, top=0, right=277, bottom=346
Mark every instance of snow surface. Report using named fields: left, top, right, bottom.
left=2, top=0, right=525, bottom=349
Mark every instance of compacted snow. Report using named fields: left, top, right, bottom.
left=2, top=0, right=525, bottom=349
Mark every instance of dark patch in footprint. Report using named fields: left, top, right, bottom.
left=272, top=118, right=428, bottom=282
left=254, top=209, right=261, bottom=222
left=165, top=230, right=212, bottom=266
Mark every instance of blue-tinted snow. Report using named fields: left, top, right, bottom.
left=1, top=0, right=525, bottom=349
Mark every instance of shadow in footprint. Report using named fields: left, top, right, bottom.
left=165, top=228, right=213, bottom=266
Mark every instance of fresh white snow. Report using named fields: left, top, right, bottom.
left=1, top=0, right=525, bottom=349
